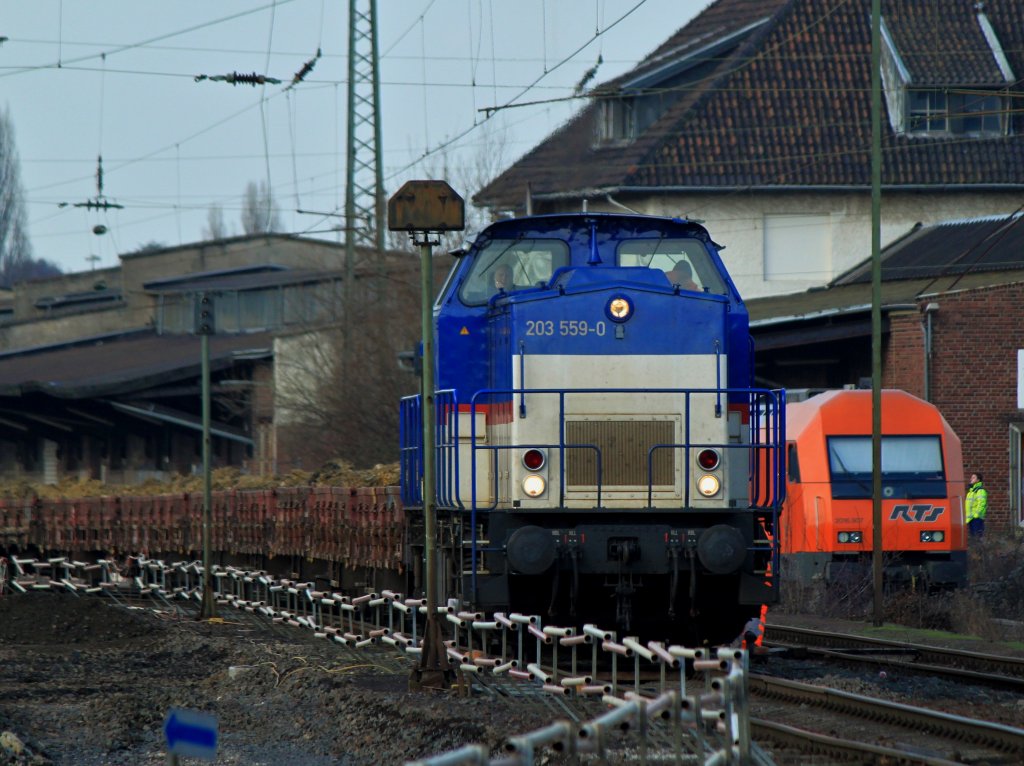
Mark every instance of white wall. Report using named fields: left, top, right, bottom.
left=580, top=191, right=1022, bottom=300
left=272, top=328, right=343, bottom=428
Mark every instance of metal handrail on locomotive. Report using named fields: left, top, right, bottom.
left=400, top=213, right=785, bottom=645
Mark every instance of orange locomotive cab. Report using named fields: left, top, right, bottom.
left=780, top=389, right=967, bottom=588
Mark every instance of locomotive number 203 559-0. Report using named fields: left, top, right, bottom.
left=526, top=320, right=607, bottom=337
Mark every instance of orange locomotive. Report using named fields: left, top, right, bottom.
left=780, top=389, right=967, bottom=588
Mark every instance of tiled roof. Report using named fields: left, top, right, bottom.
left=476, top=0, right=1024, bottom=210
left=886, top=4, right=1010, bottom=86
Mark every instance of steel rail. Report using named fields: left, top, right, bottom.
left=751, top=718, right=963, bottom=766
left=767, top=623, right=1024, bottom=679
left=749, top=673, right=1024, bottom=757
left=784, top=644, right=1024, bottom=693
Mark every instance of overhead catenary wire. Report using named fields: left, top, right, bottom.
left=259, top=1, right=278, bottom=234
left=386, top=0, right=656, bottom=182
left=286, top=91, right=302, bottom=211
left=466, top=0, right=478, bottom=121
left=380, top=0, right=437, bottom=58
left=0, top=0, right=300, bottom=80
left=10, top=0, right=1023, bottom=270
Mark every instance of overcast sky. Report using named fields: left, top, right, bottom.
left=2, top=0, right=708, bottom=273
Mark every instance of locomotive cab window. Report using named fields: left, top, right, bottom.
left=787, top=443, right=800, bottom=483
left=617, top=239, right=726, bottom=294
left=827, top=435, right=945, bottom=500
left=459, top=239, right=570, bottom=305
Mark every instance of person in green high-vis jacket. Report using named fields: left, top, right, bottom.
left=965, top=472, right=988, bottom=538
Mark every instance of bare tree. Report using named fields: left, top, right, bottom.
left=203, top=204, right=228, bottom=240
left=130, top=240, right=167, bottom=255
left=241, top=180, right=281, bottom=235
left=457, top=121, right=510, bottom=232
left=0, top=106, right=59, bottom=286
left=274, top=253, right=441, bottom=469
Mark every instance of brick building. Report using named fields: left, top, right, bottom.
left=885, top=284, right=1024, bottom=529
left=748, top=214, right=1024, bottom=529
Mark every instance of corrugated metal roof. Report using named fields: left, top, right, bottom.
left=146, top=268, right=341, bottom=293
left=0, top=330, right=272, bottom=398
left=834, top=213, right=1024, bottom=284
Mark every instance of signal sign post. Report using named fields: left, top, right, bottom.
left=388, top=180, right=464, bottom=690
left=195, top=292, right=217, bottom=620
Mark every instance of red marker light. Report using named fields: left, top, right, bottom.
left=697, top=449, right=720, bottom=470
left=522, top=449, right=546, bottom=470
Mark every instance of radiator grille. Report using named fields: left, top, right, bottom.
left=565, top=420, right=675, bottom=487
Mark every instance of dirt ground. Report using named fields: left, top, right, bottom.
left=2, top=536, right=1023, bottom=766
left=2, top=591, right=1023, bottom=766
left=0, top=592, right=557, bottom=766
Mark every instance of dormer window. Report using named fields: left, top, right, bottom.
left=591, top=17, right=770, bottom=149
left=881, top=11, right=1014, bottom=140
left=907, top=88, right=1005, bottom=136
left=597, top=96, right=636, bottom=144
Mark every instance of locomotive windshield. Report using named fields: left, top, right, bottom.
left=827, top=435, right=946, bottom=499
left=618, top=239, right=727, bottom=294
left=459, top=238, right=570, bottom=305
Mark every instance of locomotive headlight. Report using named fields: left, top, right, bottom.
left=522, top=474, right=546, bottom=497
left=921, top=530, right=944, bottom=543
left=696, top=474, right=720, bottom=497
left=838, top=531, right=863, bottom=544
left=606, top=295, right=633, bottom=322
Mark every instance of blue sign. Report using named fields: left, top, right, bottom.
left=164, top=707, right=218, bottom=760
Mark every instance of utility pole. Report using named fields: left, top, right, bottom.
left=345, top=0, right=386, bottom=352
left=870, top=0, right=884, bottom=627
left=195, top=292, right=217, bottom=620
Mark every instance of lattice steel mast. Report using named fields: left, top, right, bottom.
left=345, top=0, right=385, bottom=280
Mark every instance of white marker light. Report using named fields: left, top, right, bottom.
left=522, top=475, right=546, bottom=497
left=696, top=474, right=720, bottom=497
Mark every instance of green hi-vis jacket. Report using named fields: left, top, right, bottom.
left=965, top=481, right=988, bottom=522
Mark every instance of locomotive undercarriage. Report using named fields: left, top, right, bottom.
left=434, top=509, right=777, bottom=646
left=783, top=550, right=968, bottom=591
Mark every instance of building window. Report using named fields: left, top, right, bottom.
left=763, top=214, right=832, bottom=282
left=907, top=88, right=1005, bottom=136
left=956, top=91, right=1003, bottom=133
left=596, top=96, right=636, bottom=144
left=908, top=89, right=948, bottom=132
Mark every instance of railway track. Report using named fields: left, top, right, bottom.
left=765, top=623, right=1024, bottom=691
left=7, top=558, right=1024, bottom=765
left=750, top=674, right=1024, bottom=765
left=2, top=555, right=758, bottom=765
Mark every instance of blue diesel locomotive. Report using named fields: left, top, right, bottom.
left=401, top=213, right=785, bottom=645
